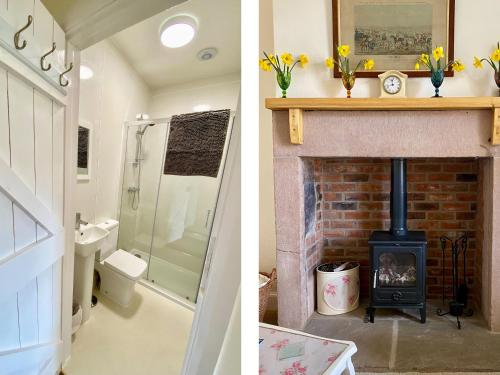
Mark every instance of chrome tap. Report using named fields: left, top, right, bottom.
left=75, top=212, right=88, bottom=230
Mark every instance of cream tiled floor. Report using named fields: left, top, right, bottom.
left=64, top=284, right=194, bottom=375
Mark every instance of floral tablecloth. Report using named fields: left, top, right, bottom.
left=259, top=323, right=357, bottom=375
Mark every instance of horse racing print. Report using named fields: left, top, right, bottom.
left=333, top=0, right=455, bottom=77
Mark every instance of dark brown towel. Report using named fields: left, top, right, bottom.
left=164, top=110, right=231, bottom=177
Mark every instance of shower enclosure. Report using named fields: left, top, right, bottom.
left=117, top=113, right=233, bottom=303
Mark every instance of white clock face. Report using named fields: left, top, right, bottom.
left=383, top=76, right=402, bottom=94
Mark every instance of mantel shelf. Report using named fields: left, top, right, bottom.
left=265, top=97, right=500, bottom=145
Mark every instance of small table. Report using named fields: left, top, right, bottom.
left=259, top=323, right=357, bottom=375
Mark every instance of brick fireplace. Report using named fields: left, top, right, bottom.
left=268, top=98, right=500, bottom=331
left=314, top=157, right=479, bottom=302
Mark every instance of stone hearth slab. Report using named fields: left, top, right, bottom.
left=396, top=319, right=500, bottom=372
left=303, top=301, right=500, bottom=372
left=305, top=312, right=393, bottom=371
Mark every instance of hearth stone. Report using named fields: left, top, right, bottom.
left=367, top=231, right=427, bottom=323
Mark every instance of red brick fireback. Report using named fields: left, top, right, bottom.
left=318, top=158, right=479, bottom=301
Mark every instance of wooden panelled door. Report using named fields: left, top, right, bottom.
left=0, top=68, right=66, bottom=374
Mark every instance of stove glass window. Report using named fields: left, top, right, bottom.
left=378, top=252, right=417, bottom=287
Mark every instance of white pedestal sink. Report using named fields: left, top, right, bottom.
left=74, top=224, right=109, bottom=323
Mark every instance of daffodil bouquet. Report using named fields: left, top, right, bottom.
left=415, top=46, right=464, bottom=97
left=325, top=45, right=374, bottom=98
left=473, top=42, right=500, bottom=96
left=260, top=52, right=309, bottom=98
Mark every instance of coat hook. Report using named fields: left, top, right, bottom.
left=59, top=62, right=73, bottom=87
left=40, top=42, right=56, bottom=71
left=14, top=15, right=33, bottom=50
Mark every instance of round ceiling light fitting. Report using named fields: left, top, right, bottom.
left=160, top=15, right=197, bottom=48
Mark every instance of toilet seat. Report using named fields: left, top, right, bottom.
left=103, top=249, right=147, bottom=280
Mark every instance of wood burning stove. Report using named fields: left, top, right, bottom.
left=367, top=159, right=427, bottom=323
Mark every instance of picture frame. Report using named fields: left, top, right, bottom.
left=332, top=0, right=455, bottom=78
left=77, top=120, right=92, bottom=182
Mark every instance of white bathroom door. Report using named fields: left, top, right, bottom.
left=0, top=70, right=66, bottom=375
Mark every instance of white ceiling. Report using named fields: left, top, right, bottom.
left=109, top=0, right=241, bottom=90
left=42, top=0, right=186, bottom=49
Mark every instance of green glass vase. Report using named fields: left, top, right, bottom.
left=276, top=71, right=291, bottom=98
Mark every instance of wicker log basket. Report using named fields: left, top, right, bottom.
left=259, top=268, right=277, bottom=322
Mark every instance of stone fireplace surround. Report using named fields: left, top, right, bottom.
left=269, top=101, right=500, bottom=332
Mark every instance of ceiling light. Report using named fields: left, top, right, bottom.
left=80, top=65, right=94, bottom=80
left=193, top=104, right=211, bottom=112
left=160, top=15, right=197, bottom=48
left=197, top=48, right=218, bottom=61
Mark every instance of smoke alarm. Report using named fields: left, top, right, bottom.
left=197, top=48, right=218, bottom=61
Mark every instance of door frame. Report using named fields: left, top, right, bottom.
left=60, top=46, right=80, bottom=364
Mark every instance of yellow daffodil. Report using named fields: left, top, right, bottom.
left=420, top=54, right=430, bottom=64
left=451, top=60, right=465, bottom=72
left=338, top=45, right=350, bottom=58
left=364, top=59, right=374, bottom=70
left=268, top=54, right=277, bottom=65
left=325, top=57, right=335, bottom=69
left=415, top=62, right=420, bottom=70
left=298, top=54, right=309, bottom=68
left=432, top=46, right=444, bottom=61
left=281, top=53, right=293, bottom=66
left=259, top=59, right=272, bottom=72
left=473, top=56, right=483, bottom=69
left=491, top=49, right=500, bottom=62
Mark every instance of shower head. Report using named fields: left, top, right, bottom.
left=137, top=122, right=155, bottom=136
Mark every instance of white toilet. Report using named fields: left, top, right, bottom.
left=94, top=219, right=147, bottom=306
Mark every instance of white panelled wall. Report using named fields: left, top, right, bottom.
left=76, top=40, right=151, bottom=225
left=0, top=1, right=73, bottom=374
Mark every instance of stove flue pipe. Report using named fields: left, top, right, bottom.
left=390, top=158, right=408, bottom=237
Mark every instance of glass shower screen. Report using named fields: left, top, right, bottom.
left=117, top=115, right=232, bottom=303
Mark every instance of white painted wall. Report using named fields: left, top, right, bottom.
left=213, top=288, right=241, bottom=375
left=259, top=0, right=276, bottom=273
left=149, top=73, right=240, bottom=117
left=260, top=0, right=500, bottom=271
left=272, top=0, right=500, bottom=98
left=76, top=39, right=151, bottom=225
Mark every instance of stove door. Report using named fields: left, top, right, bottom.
left=371, top=245, right=425, bottom=304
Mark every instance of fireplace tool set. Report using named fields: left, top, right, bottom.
left=436, top=234, right=473, bottom=329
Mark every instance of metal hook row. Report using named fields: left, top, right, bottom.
left=13, top=15, right=73, bottom=87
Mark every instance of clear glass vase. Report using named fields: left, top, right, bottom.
left=495, top=71, right=500, bottom=97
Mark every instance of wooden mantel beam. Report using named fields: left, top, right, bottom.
left=265, top=97, right=500, bottom=145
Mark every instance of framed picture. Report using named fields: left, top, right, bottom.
left=332, top=0, right=455, bottom=78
